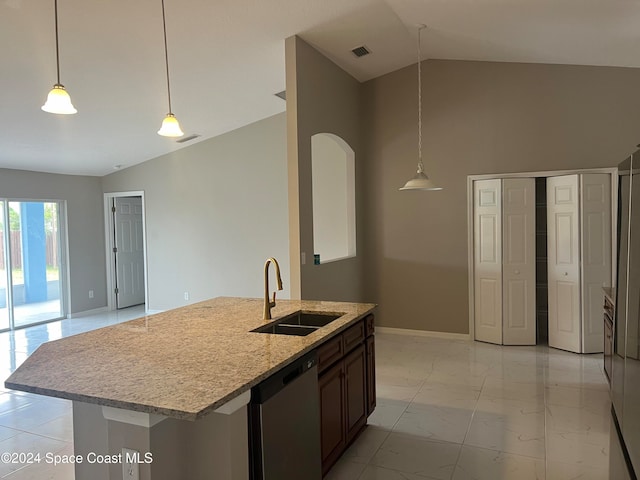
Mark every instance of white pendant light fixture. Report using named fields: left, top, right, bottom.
left=157, top=0, right=184, bottom=137
left=400, top=25, right=441, bottom=191
left=41, top=0, right=77, bottom=115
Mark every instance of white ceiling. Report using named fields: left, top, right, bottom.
left=2, top=0, right=640, bottom=176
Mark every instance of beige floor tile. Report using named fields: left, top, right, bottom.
left=358, top=464, right=440, bottom=480
left=370, top=432, right=461, bottom=480
left=324, top=457, right=367, bottom=480
left=343, top=426, right=391, bottom=464
left=465, top=412, right=546, bottom=459
left=393, top=404, right=473, bottom=444
left=546, top=460, right=609, bottom=480
left=452, top=445, right=545, bottom=480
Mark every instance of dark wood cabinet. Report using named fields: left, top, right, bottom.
left=344, top=344, right=366, bottom=444
left=318, top=361, right=345, bottom=468
left=317, top=314, right=376, bottom=476
left=366, top=334, right=376, bottom=415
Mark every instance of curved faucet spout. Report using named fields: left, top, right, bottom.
left=264, top=257, right=283, bottom=320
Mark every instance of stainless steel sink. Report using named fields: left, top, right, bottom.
left=251, top=311, right=343, bottom=336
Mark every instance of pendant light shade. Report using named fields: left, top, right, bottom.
left=400, top=168, right=442, bottom=191
left=158, top=113, right=184, bottom=137
left=42, top=83, right=77, bottom=114
left=42, top=0, right=76, bottom=115
left=157, top=0, right=184, bottom=137
left=400, top=25, right=441, bottom=191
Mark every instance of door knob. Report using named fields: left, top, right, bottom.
left=564, top=272, right=568, bottom=276
left=514, top=270, right=520, bottom=275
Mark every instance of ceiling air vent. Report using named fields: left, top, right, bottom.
left=176, top=134, right=200, bottom=144
left=275, top=90, right=286, bottom=101
left=351, top=45, right=371, bottom=58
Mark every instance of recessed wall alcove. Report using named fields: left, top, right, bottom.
left=311, top=133, right=356, bottom=264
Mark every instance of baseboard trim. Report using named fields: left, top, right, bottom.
left=145, top=309, right=165, bottom=315
left=376, top=326, right=470, bottom=341
left=67, top=306, right=108, bottom=318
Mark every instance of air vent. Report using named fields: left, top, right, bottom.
left=275, top=90, right=286, bottom=101
left=176, top=134, right=200, bottom=144
left=351, top=45, right=371, bottom=58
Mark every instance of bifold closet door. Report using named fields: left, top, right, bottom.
left=474, top=179, right=503, bottom=344
left=502, top=178, right=536, bottom=345
left=474, top=178, right=536, bottom=345
left=580, top=174, right=611, bottom=353
left=547, top=175, right=581, bottom=352
left=547, top=174, right=611, bottom=353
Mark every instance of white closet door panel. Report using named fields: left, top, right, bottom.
left=502, top=178, right=536, bottom=345
left=548, top=175, right=581, bottom=353
left=581, top=174, right=612, bottom=353
left=474, top=179, right=502, bottom=344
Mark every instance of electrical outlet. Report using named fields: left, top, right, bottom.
left=122, top=448, right=139, bottom=480
left=184, top=292, right=189, bottom=301
left=88, top=290, right=94, bottom=299
left=301, top=252, right=306, bottom=265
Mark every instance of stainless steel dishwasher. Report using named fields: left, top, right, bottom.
left=248, top=351, right=322, bottom=480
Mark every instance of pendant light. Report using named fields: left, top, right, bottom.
left=157, top=0, right=184, bottom=137
left=399, top=25, right=441, bottom=191
left=41, top=0, right=77, bottom=115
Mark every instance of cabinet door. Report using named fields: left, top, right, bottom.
left=319, top=361, right=345, bottom=473
left=474, top=179, right=503, bottom=344
left=547, top=175, right=581, bottom=353
left=502, top=178, right=536, bottom=345
left=344, top=344, right=367, bottom=444
left=366, top=335, right=376, bottom=416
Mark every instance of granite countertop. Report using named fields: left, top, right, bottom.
left=5, top=297, right=376, bottom=421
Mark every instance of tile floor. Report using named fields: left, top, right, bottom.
left=327, top=332, right=611, bottom=480
left=0, top=308, right=612, bottom=479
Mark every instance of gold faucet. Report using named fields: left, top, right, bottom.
left=264, top=257, right=283, bottom=320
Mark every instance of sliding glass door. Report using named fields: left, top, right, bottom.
left=0, top=201, right=9, bottom=331
left=0, top=201, right=65, bottom=330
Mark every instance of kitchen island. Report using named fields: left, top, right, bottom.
left=5, top=297, right=376, bottom=480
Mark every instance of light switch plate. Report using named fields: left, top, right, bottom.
left=122, top=448, right=139, bottom=480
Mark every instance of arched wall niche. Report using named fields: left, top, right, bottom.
left=311, top=133, right=356, bottom=264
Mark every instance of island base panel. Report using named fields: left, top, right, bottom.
left=73, top=401, right=249, bottom=480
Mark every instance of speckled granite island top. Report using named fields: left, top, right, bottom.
left=5, top=297, right=376, bottom=421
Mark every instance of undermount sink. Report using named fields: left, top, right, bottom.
left=251, top=311, right=344, bottom=336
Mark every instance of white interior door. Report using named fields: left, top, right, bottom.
left=502, top=178, right=536, bottom=345
left=547, top=175, right=581, bottom=352
left=580, top=174, right=612, bottom=353
left=474, top=179, right=503, bottom=344
left=114, top=197, right=145, bottom=309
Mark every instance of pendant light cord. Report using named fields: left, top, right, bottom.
left=54, top=0, right=61, bottom=85
left=417, top=25, right=424, bottom=174
left=161, top=0, right=173, bottom=114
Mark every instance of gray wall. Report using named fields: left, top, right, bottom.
left=286, top=36, right=366, bottom=302
left=0, top=169, right=106, bottom=314
left=362, top=60, right=640, bottom=333
left=6, top=57, right=640, bottom=334
left=101, top=113, right=289, bottom=312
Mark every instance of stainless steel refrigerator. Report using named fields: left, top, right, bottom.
left=611, top=151, right=640, bottom=479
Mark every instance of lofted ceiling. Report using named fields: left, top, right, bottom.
left=2, top=0, right=640, bottom=176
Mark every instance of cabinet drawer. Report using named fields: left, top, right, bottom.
left=343, top=320, right=365, bottom=353
left=365, top=314, right=375, bottom=337
left=318, top=335, right=344, bottom=374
